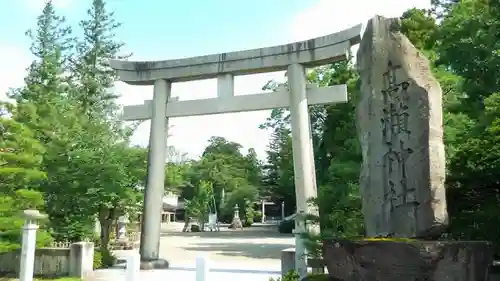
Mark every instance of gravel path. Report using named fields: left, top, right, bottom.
left=90, top=222, right=294, bottom=281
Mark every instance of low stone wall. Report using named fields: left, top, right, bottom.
left=0, top=248, right=70, bottom=277
left=0, top=242, right=94, bottom=278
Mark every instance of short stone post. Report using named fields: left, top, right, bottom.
left=281, top=201, right=285, bottom=221
left=69, top=242, right=94, bottom=278
left=281, top=248, right=296, bottom=277
left=126, top=252, right=140, bottom=281
left=19, top=209, right=46, bottom=281
left=196, top=255, right=210, bottom=281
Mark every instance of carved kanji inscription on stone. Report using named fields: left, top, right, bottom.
left=381, top=62, right=415, bottom=213
left=356, top=16, right=448, bottom=238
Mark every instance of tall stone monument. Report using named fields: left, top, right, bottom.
left=356, top=15, right=448, bottom=238
left=317, top=15, right=493, bottom=281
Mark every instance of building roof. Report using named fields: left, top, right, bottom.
left=162, top=202, right=177, bottom=212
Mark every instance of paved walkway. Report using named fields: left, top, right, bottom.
left=90, top=222, right=294, bottom=281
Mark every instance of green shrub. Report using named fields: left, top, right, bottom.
left=269, top=270, right=300, bottom=281
left=244, top=201, right=255, bottom=225
left=254, top=211, right=262, bottom=221
left=93, top=247, right=116, bottom=269
left=93, top=250, right=103, bottom=269
left=242, top=220, right=253, bottom=227
left=191, top=224, right=201, bottom=232
left=92, top=233, right=101, bottom=247
left=278, top=219, right=294, bottom=234
left=101, top=247, right=117, bottom=267
left=0, top=190, right=54, bottom=254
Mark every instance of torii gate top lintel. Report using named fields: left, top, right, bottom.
left=109, top=23, right=362, bottom=85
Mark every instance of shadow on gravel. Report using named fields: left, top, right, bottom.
left=181, top=242, right=292, bottom=260
left=161, top=225, right=293, bottom=239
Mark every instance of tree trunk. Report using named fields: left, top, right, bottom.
left=198, top=215, right=206, bottom=231
left=99, top=207, right=116, bottom=248
left=100, top=219, right=112, bottom=248
left=182, top=217, right=191, bottom=232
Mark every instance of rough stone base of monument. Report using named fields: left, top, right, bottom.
left=111, top=239, right=135, bottom=250
left=229, top=217, right=243, bottom=229
left=140, top=258, right=169, bottom=270
left=322, top=239, right=493, bottom=281
left=300, top=274, right=335, bottom=281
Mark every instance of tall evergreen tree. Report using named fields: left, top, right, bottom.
left=10, top=0, right=73, bottom=140
left=67, top=0, right=145, bottom=248
left=7, top=0, right=97, bottom=242
left=72, top=0, right=130, bottom=116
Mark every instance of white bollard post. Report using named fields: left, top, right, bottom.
left=126, top=252, right=140, bottom=281
left=19, top=210, right=46, bottom=281
left=261, top=200, right=265, bottom=223
left=195, top=255, right=210, bottom=281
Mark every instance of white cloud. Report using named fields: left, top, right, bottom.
left=290, top=0, right=431, bottom=42
left=0, top=45, right=32, bottom=101
left=289, top=0, right=431, bottom=67
left=116, top=72, right=286, bottom=161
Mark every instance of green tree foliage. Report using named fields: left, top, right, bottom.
left=184, top=181, right=214, bottom=230
left=260, top=118, right=295, bottom=212
left=3, top=0, right=147, bottom=250
left=71, top=0, right=129, bottom=115
left=398, top=0, right=500, bottom=255
left=165, top=162, right=190, bottom=194
left=436, top=0, right=500, bottom=105
left=0, top=103, right=46, bottom=191
left=0, top=189, right=53, bottom=253
left=184, top=136, right=262, bottom=222
left=0, top=103, right=52, bottom=252
left=221, top=183, right=259, bottom=226
left=260, top=63, right=364, bottom=237
left=58, top=0, right=145, bottom=248
left=7, top=0, right=97, bottom=241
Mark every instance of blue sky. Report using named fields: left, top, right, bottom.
left=0, top=0, right=430, bottom=161
left=2, top=0, right=313, bottom=58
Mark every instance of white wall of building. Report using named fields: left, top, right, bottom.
left=163, top=192, right=178, bottom=207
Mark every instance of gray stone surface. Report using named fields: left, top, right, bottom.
left=356, top=15, right=448, bottom=238
left=139, top=258, right=169, bottom=270
left=322, top=239, right=493, bottom=281
left=281, top=248, right=296, bottom=277
left=109, top=24, right=362, bottom=85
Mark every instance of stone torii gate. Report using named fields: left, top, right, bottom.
left=109, top=23, right=361, bottom=275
